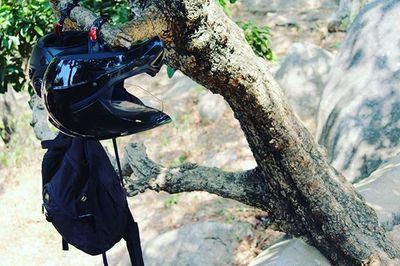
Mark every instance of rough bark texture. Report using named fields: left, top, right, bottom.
left=29, top=95, right=56, bottom=141
left=328, top=0, right=372, bottom=32
left=123, top=143, right=268, bottom=209
left=48, top=0, right=400, bottom=264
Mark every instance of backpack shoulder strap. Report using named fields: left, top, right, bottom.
left=125, top=210, right=144, bottom=266
left=62, top=238, right=69, bottom=251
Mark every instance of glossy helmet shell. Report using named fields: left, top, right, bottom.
left=29, top=31, right=88, bottom=96
left=43, top=37, right=171, bottom=140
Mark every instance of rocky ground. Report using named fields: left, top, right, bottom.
left=0, top=0, right=366, bottom=265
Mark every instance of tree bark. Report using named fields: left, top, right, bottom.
left=328, top=0, right=372, bottom=32
left=29, top=95, right=57, bottom=141
left=123, top=143, right=269, bottom=209
left=48, top=0, right=400, bottom=264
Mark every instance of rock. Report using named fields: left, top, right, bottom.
left=387, top=225, right=400, bottom=250
left=238, top=159, right=258, bottom=171
left=271, top=15, right=300, bottom=28
left=135, top=222, right=250, bottom=266
left=275, top=43, right=334, bottom=134
left=355, top=155, right=400, bottom=228
left=316, top=0, right=400, bottom=182
left=205, top=149, right=238, bottom=168
left=163, top=76, right=198, bottom=100
left=249, top=238, right=331, bottom=266
left=198, top=92, right=228, bottom=123
left=234, top=0, right=337, bottom=14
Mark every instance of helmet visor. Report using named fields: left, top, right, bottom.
left=123, top=84, right=165, bottom=112
left=43, top=37, right=165, bottom=110
left=44, top=37, right=164, bottom=90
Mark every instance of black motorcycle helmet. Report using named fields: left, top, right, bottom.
left=29, top=31, right=88, bottom=96
left=43, top=36, right=171, bottom=140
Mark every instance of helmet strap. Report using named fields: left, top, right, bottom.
left=54, top=1, right=80, bottom=36
left=88, top=17, right=107, bottom=54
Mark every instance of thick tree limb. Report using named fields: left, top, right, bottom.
left=49, top=0, right=134, bottom=48
left=29, top=95, right=56, bottom=141
left=50, top=0, right=172, bottom=47
left=123, top=143, right=269, bottom=210
left=48, top=0, right=400, bottom=264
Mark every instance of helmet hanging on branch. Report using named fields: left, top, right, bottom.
left=29, top=3, right=171, bottom=140
left=42, top=20, right=171, bottom=139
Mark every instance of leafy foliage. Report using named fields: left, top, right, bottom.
left=217, top=0, right=237, bottom=17
left=80, top=0, right=132, bottom=25
left=0, top=0, right=54, bottom=94
left=237, top=21, right=276, bottom=61
left=216, top=0, right=275, bottom=61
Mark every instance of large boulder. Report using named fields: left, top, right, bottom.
left=249, top=239, right=331, bottom=266
left=316, top=0, right=400, bottom=182
left=140, top=222, right=250, bottom=266
left=355, top=155, right=400, bottom=229
left=198, top=91, right=228, bottom=124
left=275, top=43, right=334, bottom=134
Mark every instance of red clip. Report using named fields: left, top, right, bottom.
left=54, top=22, right=63, bottom=36
left=89, top=26, right=98, bottom=41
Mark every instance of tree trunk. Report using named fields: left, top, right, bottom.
left=328, top=0, right=372, bottom=32
left=48, top=0, right=400, bottom=264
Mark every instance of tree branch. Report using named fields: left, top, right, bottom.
left=29, top=95, right=56, bottom=141
left=50, top=0, right=167, bottom=48
left=123, top=143, right=268, bottom=210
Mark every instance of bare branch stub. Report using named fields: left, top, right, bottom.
left=123, top=143, right=269, bottom=210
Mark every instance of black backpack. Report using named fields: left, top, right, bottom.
left=41, top=133, right=144, bottom=266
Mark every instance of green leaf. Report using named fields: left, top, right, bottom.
left=34, top=25, right=44, bottom=36
left=237, top=21, right=275, bottom=61
left=167, top=66, right=176, bottom=79
left=217, top=0, right=232, bottom=17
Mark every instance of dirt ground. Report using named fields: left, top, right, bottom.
left=0, top=1, right=344, bottom=265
